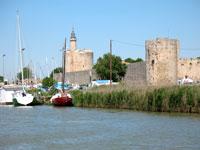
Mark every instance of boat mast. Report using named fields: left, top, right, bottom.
left=62, top=38, right=66, bottom=92
left=16, top=10, right=24, bottom=88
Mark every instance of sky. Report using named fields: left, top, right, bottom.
left=0, top=0, right=200, bottom=81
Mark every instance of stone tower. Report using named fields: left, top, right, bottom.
left=145, top=38, right=179, bottom=86
left=65, top=29, right=93, bottom=73
left=70, top=28, right=77, bottom=50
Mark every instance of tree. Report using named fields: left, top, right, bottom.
left=42, top=77, right=56, bottom=89
left=135, top=58, right=143, bottom=62
left=50, top=67, right=63, bottom=78
left=17, top=67, right=32, bottom=80
left=124, top=57, right=143, bottom=63
left=0, top=76, right=3, bottom=82
left=93, top=53, right=127, bottom=82
left=124, top=58, right=135, bottom=63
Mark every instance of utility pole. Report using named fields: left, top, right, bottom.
left=2, top=54, right=6, bottom=81
left=110, top=40, right=112, bottom=87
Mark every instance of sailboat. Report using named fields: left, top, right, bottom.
left=12, top=11, right=35, bottom=106
left=50, top=38, right=73, bottom=106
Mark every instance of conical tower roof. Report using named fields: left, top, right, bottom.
left=70, top=28, right=76, bottom=40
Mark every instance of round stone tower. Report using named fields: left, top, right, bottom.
left=145, top=38, right=179, bottom=86
left=65, top=29, right=93, bottom=73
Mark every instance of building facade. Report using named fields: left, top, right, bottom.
left=65, top=30, right=93, bottom=73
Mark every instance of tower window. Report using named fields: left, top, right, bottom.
left=151, top=60, right=155, bottom=65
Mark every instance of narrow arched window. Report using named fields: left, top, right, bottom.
left=151, top=60, right=155, bottom=65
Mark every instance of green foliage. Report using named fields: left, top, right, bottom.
left=0, top=76, right=4, bottom=82
left=169, top=87, right=184, bottom=110
left=124, top=57, right=143, bottom=63
left=50, top=67, right=63, bottom=78
left=71, top=85, right=200, bottom=113
left=49, top=86, right=58, bottom=95
left=124, top=58, right=134, bottom=63
left=148, top=88, right=168, bottom=112
left=17, top=67, right=32, bottom=80
left=135, top=58, right=143, bottom=62
left=93, top=53, right=127, bottom=82
left=42, top=77, right=56, bottom=89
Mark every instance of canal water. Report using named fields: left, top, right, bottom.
left=0, top=106, right=200, bottom=150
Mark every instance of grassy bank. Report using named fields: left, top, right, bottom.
left=71, top=85, right=200, bottom=113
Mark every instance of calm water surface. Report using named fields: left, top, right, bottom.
left=0, top=105, right=200, bottom=150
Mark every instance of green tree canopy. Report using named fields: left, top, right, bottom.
left=42, top=77, right=56, bottom=89
left=17, top=67, right=32, bottom=80
left=124, top=57, right=143, bottom=63
left=135, top=58, right=143, bottom=62
left=50, top=67, right=63, bottom=78
left=93, top=53, right=127, bottom=82
left=124, top=58, right=135, bottom=63
left=0, top=76, right=4, bottom=82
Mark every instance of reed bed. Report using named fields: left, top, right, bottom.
left=71, top=85, right=200, bottom=113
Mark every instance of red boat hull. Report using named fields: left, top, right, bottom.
left=52, top=96, right=73, bottom=106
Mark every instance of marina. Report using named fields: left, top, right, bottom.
left=0, top=1, right=200, bottom=149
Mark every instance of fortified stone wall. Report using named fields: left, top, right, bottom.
left=57, top=33, right=199, bottom=86
left=178, top=58, right=200, bottom=82
left=124, top=62, right=146, bottom=86
left=55, top=62, right=147, bottom=85
left=145, top=38, right=179, bottom=86
left=54, top=69, right=98, bottom=85
left=65, top=49, right=93, bottom=73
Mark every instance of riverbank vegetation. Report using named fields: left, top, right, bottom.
left=27, top=88, right=56, bottom=105
left=71, top=85, right=200, bottom=113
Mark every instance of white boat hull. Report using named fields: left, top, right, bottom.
left=0, top=89, right=14, bottom=104
left=13, top=91, right=34, bottom=106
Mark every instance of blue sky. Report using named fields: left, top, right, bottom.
left=0, top=0, right=200, bottom=80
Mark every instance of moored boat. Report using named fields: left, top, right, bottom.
left=50, top=38, right=73, bottom=106
left=13, top=91, right=34, bottom=106
left=12, top=90, right=43, bottom=106
left=12, top=10, right=38, bottom=106
left=0, top=88, right=14, bottom=105
left=50, top=93, right=73, bottom=106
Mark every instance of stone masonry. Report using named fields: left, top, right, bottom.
left=54, top=37, right=199, bottom=86
left=124, top=62, right=146, bottom=85
left=54, top=70, right=98, bottom=85
left=145, top=38, right=179, bottom=86
left=65, top=29, right=93, bottom=72
left=178, top=58, right=200, bottom=81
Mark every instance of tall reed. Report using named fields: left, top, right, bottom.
left=71, top=85, right=200, bottom=113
